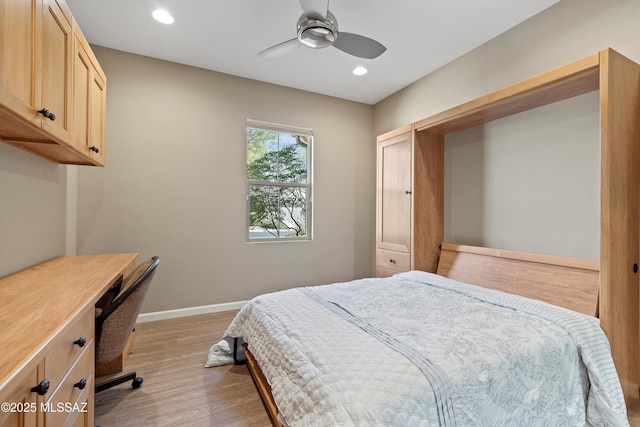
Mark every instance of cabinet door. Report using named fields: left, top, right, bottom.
left=0, top=0, right=40, bottom=127
left=377, top=131, right=412, bottom=253
left=0, top=369, right=38, bottom=427
left=72, top=29, right=90, bottom=154
left=39, top=0, right=72, bottom=143
left=72, top=25, right=106, bottom=165
left=88, top=69, right=106, bottom=165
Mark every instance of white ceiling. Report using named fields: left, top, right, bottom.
left=65, top=0, right=560, bottom=105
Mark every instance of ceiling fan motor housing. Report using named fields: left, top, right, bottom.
left=297, top=11, right=338, bottom=49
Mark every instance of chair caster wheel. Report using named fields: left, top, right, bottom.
left=132, top=377, right=143, bottom=388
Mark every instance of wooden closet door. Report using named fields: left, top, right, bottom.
left=377, top=131, right=412, bottom=253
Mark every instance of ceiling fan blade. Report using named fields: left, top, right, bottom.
left=333, top=32, right=386, bottom=59
left=258, top=38, right=301, bottom=59
left=298, top=0, right=328, bottom=20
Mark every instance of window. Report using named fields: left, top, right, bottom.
left=246, top=120, right=312, bottom=241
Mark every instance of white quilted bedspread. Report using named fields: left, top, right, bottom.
left=221, top=271, right=628, bottom=427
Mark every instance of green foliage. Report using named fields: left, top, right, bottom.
left=247, top=144, right=307, bottom=183
left=247, top=128, right=273, bottom=165
left=249, top=186, right=306, bottom=237
left=247, top=128, right=309, bottom=238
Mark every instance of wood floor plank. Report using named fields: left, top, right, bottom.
left=94, top=311, right=270, bottom=427
left=95, top=310, right=640, bottom=426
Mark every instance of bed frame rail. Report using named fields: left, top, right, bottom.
left=243, top=343, right=285, bottom=427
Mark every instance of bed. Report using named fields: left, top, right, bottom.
left=209, top=243, right=629, bottom=426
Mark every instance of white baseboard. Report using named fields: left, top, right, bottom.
left=136, top=301, right=248, bottom=323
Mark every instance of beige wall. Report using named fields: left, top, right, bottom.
left=0, top=143, right=69, bottom=276
left=374, top=0, right=640, bottom=260
left=76, top=47, right=375, bottom=313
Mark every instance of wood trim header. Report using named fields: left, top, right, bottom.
left=414, top=52, right=600, bottom=134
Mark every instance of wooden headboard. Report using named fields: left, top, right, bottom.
left=436, top=243, right=600, bottom=317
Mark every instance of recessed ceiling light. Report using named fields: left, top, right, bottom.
left=353, top=66, right=368, bottom=76
left=152, top=9, right=174, bottom=24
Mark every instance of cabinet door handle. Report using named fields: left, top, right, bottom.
left=73, top=336, right=87, bottom=347
left=405, top=190, right=412, bottom=195
left=89, top=146, right=100, bottom=153
left=31, top=379, right=50, bottom=396
left=37, top=108, right=56, bottom=121
left=74, top=378, right=87, bottom=390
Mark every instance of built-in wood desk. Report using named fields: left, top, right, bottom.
left=0, top=253, right=137, bottom=427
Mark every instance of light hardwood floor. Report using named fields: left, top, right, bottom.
left=94, top=311, right=270, bottom=427
left=95, top=311, right=640, bottom=426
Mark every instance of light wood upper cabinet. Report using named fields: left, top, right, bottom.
left=88, top=70, right=106, bottom=165
left=0, top=0, right=106, bottom=166
left=39, top=0, right=72, bottom=143
left=0, top=0, right=41, bottom=130
left=73, top=24, right=106, bottom=165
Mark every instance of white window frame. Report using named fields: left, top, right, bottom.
left=246, top=119, right=313, bottom=242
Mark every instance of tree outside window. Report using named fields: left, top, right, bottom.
left=246, top=121, right=312, bottom=241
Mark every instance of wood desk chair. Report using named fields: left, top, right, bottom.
left=95, top=256, right=160, bottom=393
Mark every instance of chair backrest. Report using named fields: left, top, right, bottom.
left=95, top=256, right=160, bottom=365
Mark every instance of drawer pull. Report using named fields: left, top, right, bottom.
left=74, top=378, right=88, bottom=390
left=389, top=259, right=396, bottom=264
left=89, top=146, right=100, bottom=153
left=73, top=336, right=87, bottom=347
left=31, top=379, right=50, bottom=396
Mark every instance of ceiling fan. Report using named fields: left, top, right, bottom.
left=258, top=0, right=386, bottom=59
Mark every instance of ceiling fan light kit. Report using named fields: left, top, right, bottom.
left=297, top=12, right=338, bottom=49
left=259, top=0, right=386, bottom=59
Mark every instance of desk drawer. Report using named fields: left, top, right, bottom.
left=377, top=249, right=410, bottom=272
left=43, top=344, right=93, bottom=427
left=44, top=308, right=94, bottom=393
left=376, top=266, right=399, bottom=278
